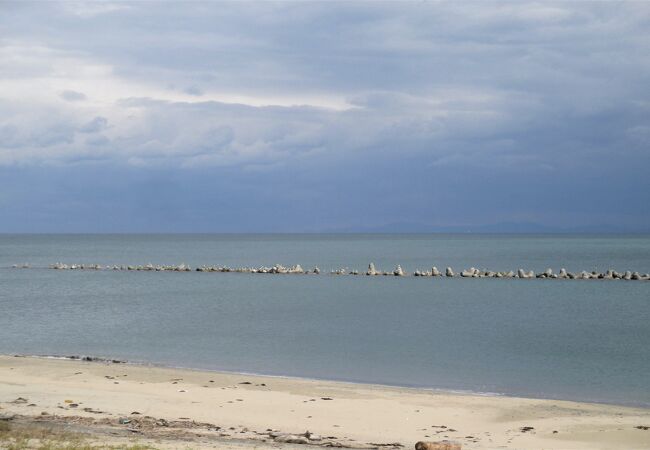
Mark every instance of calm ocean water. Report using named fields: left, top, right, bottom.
left=1, top=234, right=649, bottom=407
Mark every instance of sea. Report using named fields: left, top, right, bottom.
left=1, top=234, right=649, bottom=407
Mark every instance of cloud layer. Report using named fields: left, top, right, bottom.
left=1, top=1, right=649, bottom=231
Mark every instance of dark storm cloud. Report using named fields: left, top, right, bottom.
left=0, top=1, right=649, bottom=231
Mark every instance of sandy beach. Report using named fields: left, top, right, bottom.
left=0, top=355, right=649, bottom=449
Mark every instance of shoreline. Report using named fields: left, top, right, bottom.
left=1, top=355, right=649, bottom=449
left=18, top=353, right=508, bottom=396
left=11, top=353, right=650, bottom=410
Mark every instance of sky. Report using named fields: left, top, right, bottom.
left=1, top=1, right=649, bottom=233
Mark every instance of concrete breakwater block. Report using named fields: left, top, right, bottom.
left=14, top=262, right=650, bottom=281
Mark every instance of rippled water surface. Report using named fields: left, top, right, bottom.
left=1, top=234, right=649, bottom=407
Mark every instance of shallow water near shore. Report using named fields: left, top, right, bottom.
left=1, top=233, right=649, bottom=407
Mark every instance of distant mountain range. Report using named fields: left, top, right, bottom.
left=322, top=221, right=650, bottom=234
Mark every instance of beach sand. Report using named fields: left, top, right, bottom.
left=1, top=355, right=649, bottom=449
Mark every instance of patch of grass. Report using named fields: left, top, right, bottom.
left=0, top=422, right=154, bottom=450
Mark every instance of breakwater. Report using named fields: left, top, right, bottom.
left=10, top=262, right=650, bottom=280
